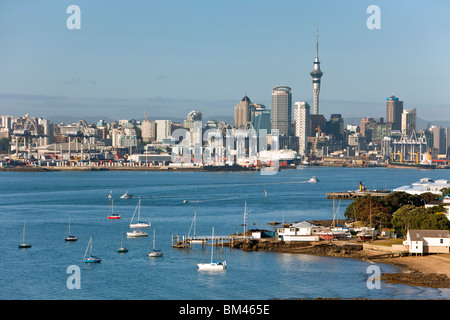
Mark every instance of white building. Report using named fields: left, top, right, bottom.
left=403, top=229, right=450, bottom=255
left=393, top=178, right=450, bottom=195
left=294, top=101, right=310, bottom=157
left=277, top=221, right=321, bottom=242
left=155, top=120, right=172, bottom=142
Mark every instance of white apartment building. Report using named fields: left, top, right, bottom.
left=294, top=101, right=310, bottom=157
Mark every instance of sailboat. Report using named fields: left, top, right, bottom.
left=64, top=217, right=78, bottom=241
left=148, top=229, right=163, bottom=257
left=129, top=199, right=151, bottom=228
left=83, top=236, right=101, bottom=263
left=18, top=222, right=31, bottom=248
left=108, top=199, right=121, bottom=220
left=197, top=227, right=226, bottom=271
left=188, top=211, right=203, bottom=244
left=117, top=228, right=128, bottom=253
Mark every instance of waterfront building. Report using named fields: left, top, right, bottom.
left=294, top=101, right=310, bottom=156
left=310, top=25, right=323, bottom=115
left=403, top=229, right=450, bottom=255
left=393, top=178, right=450, bottom=195
left=271, top=86, right=292, bottom=136
left=401, top=108, right=416, bottom=136
left=234, top=96, right=252, bottom=129
left=277, top=221, right=321, bottom=242
left=386, top=95, right=403, bottom=132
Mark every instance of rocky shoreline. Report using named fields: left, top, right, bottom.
left=230, top=237, right=450, bottom=289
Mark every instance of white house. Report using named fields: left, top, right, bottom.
left=403, top=229, right=450, bottom=255
left=277, top=221, right=321, bottom=242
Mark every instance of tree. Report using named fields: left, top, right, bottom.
left=0, top=138, right=11, bottom=154
left=392, top=205, right=450, bottom=235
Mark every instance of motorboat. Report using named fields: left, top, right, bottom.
left=120, top=192, right=133, bottom=199
left=127, top=229, right=148, bottom=238
left=308, top=176, right=319, bottom=183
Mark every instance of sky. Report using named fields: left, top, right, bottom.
left=0, top=0, right=449, bottom=123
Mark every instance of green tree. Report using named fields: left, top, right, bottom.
left=392, top=205, right=450, bottom=235
left=0, top=138, right=11, bottom=153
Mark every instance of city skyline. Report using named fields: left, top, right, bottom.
left=1, top=1, right=450, bottom=121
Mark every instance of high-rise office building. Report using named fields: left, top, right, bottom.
left=294, top=101, right=310, bottom=156
left=310, top=25, right=323, bottom=115
left=234, top=96, right=252, bottom=129
left=271, top=86, right=292, bottom=136
left=401, top=108, right=416, bottom=136
left=431, top=126, right=446, bottom=154
left=252, top=104, right=271, bottom=134
left=386, top=95, right=403, bottom=132
left=446, top=127, right=450, bottom=159
left=155, top=120, right=172, bottom=142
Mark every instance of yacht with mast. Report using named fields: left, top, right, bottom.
left=197, top=227, right=226, bottom=271
left=64, top=217, right=78, bottom=241
left=18, top=222, right=32, bottom=248
left=129, top=199, right=151, bottom=228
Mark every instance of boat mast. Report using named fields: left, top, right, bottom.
left=211, top=227, right=214, bottom=262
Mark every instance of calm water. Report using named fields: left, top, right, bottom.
left=1, top=167, right=449, bottom=300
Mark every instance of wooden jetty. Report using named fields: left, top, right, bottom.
left=171, top=234, right=248, bottom=249
left=326, top=190, right=390, bottom=200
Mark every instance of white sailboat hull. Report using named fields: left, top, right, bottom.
left=129, top=222, right=151, bottom=228
left=197, top=261, right=226, bottom=271
left=148, top=250, right=163, bottom=257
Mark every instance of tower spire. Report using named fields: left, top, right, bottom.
left=310, top=23, right=323, bottom=115
left=316, top=23, right=319, bottom=59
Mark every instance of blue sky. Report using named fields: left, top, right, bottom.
left=0, top=0, right=449, bottom=122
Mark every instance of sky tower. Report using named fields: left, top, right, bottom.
left=310, top=24, right=323, bottom=115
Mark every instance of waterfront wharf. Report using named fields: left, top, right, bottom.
left=326, top=190, right=391, bottom=200
left=171, top=234, right=248, bottom=249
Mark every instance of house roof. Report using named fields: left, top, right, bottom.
left=408, top=229, right=450, bottom=241
left=292, top=221, right=319, bottom=228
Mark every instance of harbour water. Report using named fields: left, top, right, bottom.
left=1, top=167, right=450, bottom=300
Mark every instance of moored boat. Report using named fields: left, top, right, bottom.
left=83, top=236, right=101, bottom=263
left=197, top=227, right=226, bottom=271
left=129, top=199, right=151, bottom=228
left=18, top=222, right=32, bottom=248
left=65, top=217, right=78, bottom=241
left=127, top=229, right=148, bottom=238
